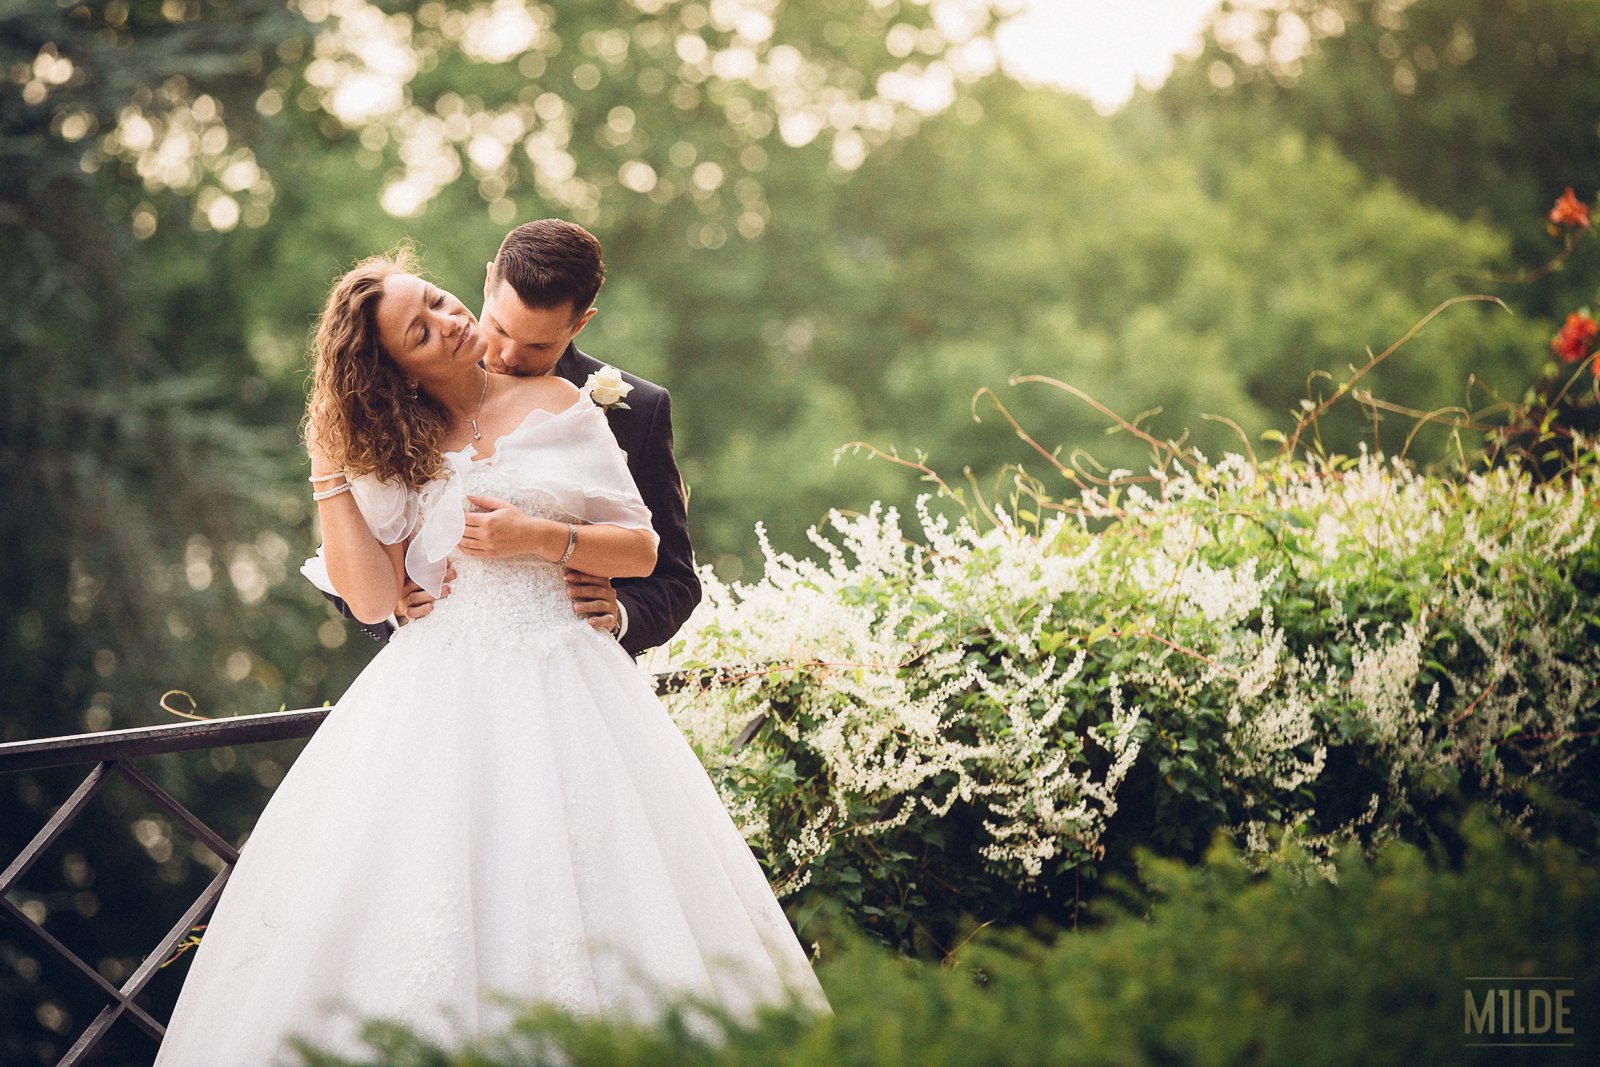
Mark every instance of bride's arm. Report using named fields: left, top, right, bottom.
left=310, top=440, right=407, bottom=624
left=317, top=494, right=408, bottom=624
left=459, top=494, right=657, bottom=579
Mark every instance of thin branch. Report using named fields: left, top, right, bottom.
left=1283, top=295, right=1508, bottom=458
left=971, top=386, right=1078, bottom=481
left=1199, top=412, right=1258, bottom=468
left=1009, top=373, right=1191, bottom=470
left=159, top=690, right=212, bottom=722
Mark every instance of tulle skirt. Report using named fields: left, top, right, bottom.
left=153, top=618, right=830, bottom=1065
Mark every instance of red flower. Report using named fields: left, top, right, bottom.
left=1550, top=311, right=1599, bottom=364
left=1548, top=187, right=1591, bottom=232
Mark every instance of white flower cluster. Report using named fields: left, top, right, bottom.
left=661, top=448, right=1600, bottom=890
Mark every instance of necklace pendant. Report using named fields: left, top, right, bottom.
left=467, top=370, right=489, bottom=442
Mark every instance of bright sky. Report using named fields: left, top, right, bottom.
left=994, top=0, right=1224, bottom=112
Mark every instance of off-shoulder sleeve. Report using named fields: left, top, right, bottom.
left=348, top=473, right=421, bottom=544
left=551, top=399, right=658, bottom=544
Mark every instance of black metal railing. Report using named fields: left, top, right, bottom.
left=2, top=707, right=331, bottom=1065
left=1, top=668, right=760, bottom=1066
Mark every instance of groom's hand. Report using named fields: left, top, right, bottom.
left=395, top=562, right=456, bottom=623
left=565, top=570, right=620, bottom=636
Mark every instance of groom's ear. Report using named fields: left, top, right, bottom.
left=483, top=261, right=494, bottom=298
left=572, top=306, right=597, bottom=336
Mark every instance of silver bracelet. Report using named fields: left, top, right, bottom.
left=312, top=482, right=353, bottom=501
left=555, top=523, right=578, bottom=565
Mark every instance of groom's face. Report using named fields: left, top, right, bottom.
left=479, top=274, right=595, bottom=377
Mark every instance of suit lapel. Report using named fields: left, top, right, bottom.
left=554, top=344, right=597, bottom=387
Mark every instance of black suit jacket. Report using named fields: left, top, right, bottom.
left=325, top=343, right=702, bottom=656
left=553, top=344, right=702, bottom=654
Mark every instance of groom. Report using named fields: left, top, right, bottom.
left=325, top=219, right=701, bottom=656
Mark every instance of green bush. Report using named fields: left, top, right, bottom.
left=292, top=808, right=1600, bottom=1066
left=660, top=442, right=1600, bottom=954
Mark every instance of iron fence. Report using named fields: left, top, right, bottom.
left=1, top=667, right=756, bottom=1066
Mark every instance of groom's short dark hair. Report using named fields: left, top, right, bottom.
left=492, top=219, right=605, bottom=322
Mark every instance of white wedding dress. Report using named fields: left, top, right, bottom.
left=153, top=392, right=831, bottom=1065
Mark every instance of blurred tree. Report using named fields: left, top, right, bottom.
left=0, top=0, right=308, bottom=734
left=651, top=75, right=1544, bottom=561
left=1149, top=0, right=1600, bottom=313
left=288, top=0, right=1008, bottom=237
left=1, top=0, right=1021, bottom=781
left=1, top=4, right=321, bottom=1060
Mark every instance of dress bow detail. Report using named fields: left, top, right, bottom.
left=405, top=448, right=472, bottom=598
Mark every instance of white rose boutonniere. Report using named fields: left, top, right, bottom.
left=583, top=365, right=634, bottom=411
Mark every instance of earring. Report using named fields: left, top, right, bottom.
left=407, top=380, right=419, bottom=399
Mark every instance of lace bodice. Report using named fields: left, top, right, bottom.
left=402, top=464, right=586, bottom=641
left=301, top=390, right=656, bottom=632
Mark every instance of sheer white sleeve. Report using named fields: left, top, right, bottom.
left=548, top=399, right=658, bottom=545
left=348, top=473, right=423, bottom=544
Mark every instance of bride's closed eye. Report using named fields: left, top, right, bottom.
left=417, top=290, right=446, bottom=346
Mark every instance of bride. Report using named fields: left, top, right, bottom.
left=152, top=249, right=831, bottom=1064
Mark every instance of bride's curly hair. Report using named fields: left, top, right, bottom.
left=302, top=246, right=451, bottom=490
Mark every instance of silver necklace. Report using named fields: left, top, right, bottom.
left=467, top=367, right=490, bottom=441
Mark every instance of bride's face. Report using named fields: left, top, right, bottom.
left=374, top=273, right=488, bottom=382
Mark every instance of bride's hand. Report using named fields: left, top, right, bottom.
left=396, top=563, right=455, bottom=622
left=459, top=494, right=545, bottom=558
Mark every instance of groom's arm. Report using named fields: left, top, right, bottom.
left=321, top=587, right=396, bottom=642
left=612, top=390, right=701, bottom=655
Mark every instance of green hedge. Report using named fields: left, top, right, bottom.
left=660, top=448, right=1600, bottom=953
left=292, top=808, right=1599, bottom=1067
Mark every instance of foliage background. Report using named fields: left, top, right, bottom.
left=2, top=0, right=1596, bottom=1062
left=663, top=448, right=1600, bottom=956
left=291, top=811, right=1600, bottom=1066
